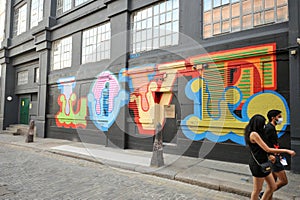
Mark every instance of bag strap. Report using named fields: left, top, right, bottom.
left=250, top=151, right=261, bottom=165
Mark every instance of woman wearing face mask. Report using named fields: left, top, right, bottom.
left=244, top=114, right=296, bottom=200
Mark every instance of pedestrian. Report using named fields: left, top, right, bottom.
left=259, top=110, right=288, bottom=199
left=244, top=114, right=296, bottom=200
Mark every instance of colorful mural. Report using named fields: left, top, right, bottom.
left=88, top=71, right=129, bottom=131
left=55, top=77, right=88, bottom=128
left=54, top=43, right=290, bottom=145
left=120, top=61, right=196, bottom=135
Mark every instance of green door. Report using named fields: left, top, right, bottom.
left=20, top=98, right=30, bottom=124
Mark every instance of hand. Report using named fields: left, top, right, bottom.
left=288, top=150, right=296, bottom=157
left=268, top=155, right=276, bottom=163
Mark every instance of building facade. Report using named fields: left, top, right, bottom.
left=0, top=0, right=299, bottom=173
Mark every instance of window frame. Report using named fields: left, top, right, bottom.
left=51, top=36, right=73, bottom=71
left=30, top=0, right=44, bottom=28
left=57, top=0, right=90, bottom=15
left=13, top=3, right=28, bottom=36
left=17, top=70, right=29, bottom=85
left=131, top=0, right=180, bottom=54
left=81, top=22, right=111, bottom=64
left=203, top=0, right=289, bottom=39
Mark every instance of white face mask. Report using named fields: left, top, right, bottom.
left=276, top=117, right=283, bottom=125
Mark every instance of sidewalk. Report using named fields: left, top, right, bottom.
left=0, top=134, right=299, bottom=200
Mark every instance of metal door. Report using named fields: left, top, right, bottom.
left=20, top=98, right=30, bottom=124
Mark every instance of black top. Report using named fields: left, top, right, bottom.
left=249, top=132, right=269, bottom=163
left=264, top=122, right=278, bottom=148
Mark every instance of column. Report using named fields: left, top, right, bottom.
left=288, top=0, right=300, bottom=173
left=0, top=48, right=18, bottom=129
left=105, top=0, right=130, bottom=148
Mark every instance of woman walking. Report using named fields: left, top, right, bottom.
left=244, top=114, right=296, bottom=200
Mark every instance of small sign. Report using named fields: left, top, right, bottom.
left=164, top=105, right=175, bottom=118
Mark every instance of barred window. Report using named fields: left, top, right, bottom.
left=203, top=0, right=288, bottom=38
left=131, top=0, right=179, bottom=54
left=17, top=71, right=29, bottom=85
left=82, top=22, right=111, bottom=64
left=13, top=4, right=27, bottom=36
left=30, top=0, right=44, bottom=28
left=51, top=36, right=72, bottom=71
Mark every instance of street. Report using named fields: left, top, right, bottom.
left=0, top=144, right=248, bottom=200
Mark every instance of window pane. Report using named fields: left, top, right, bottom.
left=242, top=14, right=252, bottom=29
left=214, top=0, right=221, bottom=7
left=213, top=23, right=221, bottom=35
left=203, top=25, right=212, bottom=38
left=277, top=5, right=288, bottom=22
left=265, top=9, right=274, bottom=23
left=265, top=0, right=275, bottom=9
left=75, top=0, right=89, bottom=6
left=231, top=17, right=240, bottom=32
left=254, top=12, right=263, bottom=26
left=34, top=68, right=39, bottom=83
left=166, top=34, right=172, bottom=46
left=231, top=2, right=240, bottom=18
left=222, top=5, right=230, bottom=20
left=204, top=11, right=212, bottom=24
left=213, top=8, right=221, bottom=22
left=277, top=0, right=287, bottom=6
left=222, top=20, right=230, bottom=32
left=172, top=33, right=178, bottom=45
left=254, top=0, right=263, bottom=12
left=242, top=0, right=252, bottom=14
left=204, top=0, right=212, bottom=11
left=160, top=2, right=166, bottom=13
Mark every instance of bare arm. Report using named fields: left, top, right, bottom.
left=250, top=132, right=296, bottom=156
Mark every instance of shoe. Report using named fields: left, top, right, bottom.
left=258, top=191, right=264, bottom=199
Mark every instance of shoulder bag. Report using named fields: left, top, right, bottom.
left=250, top=151, right=272, bottom=174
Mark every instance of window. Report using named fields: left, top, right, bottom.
left=34, top=67, right=39, bottom=83
left=13, top=4, right=27, bottom=36
left=57, top=0, right=90, bottom=15
left=30, top=0, right=44, bottom=28
left=82, top=22, right=111, bottom=64
left=52, top=36, right=72, bottom=71
left=75, top=0, right=89, bottom=6
left=131, top=0, right=179, bottom=54
left=0, top=0, right=6, bottom=45
left=17, top=71, right=29, bottom=85
left=203, top=0, right=289, bottom=38
left=57, top=0, right=72, bottom=15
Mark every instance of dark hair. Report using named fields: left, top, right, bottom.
left=267, top=109, right=281, bottom=122
left=244, top=114, right=266, bottom=145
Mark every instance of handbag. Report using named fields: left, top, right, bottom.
left=250, top=151, right=272, bottom=174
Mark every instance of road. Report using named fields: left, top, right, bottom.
left=0, top=144, right=248, bottom=200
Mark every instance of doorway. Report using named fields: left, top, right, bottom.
left=20, top=97, right=30, bottom=124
